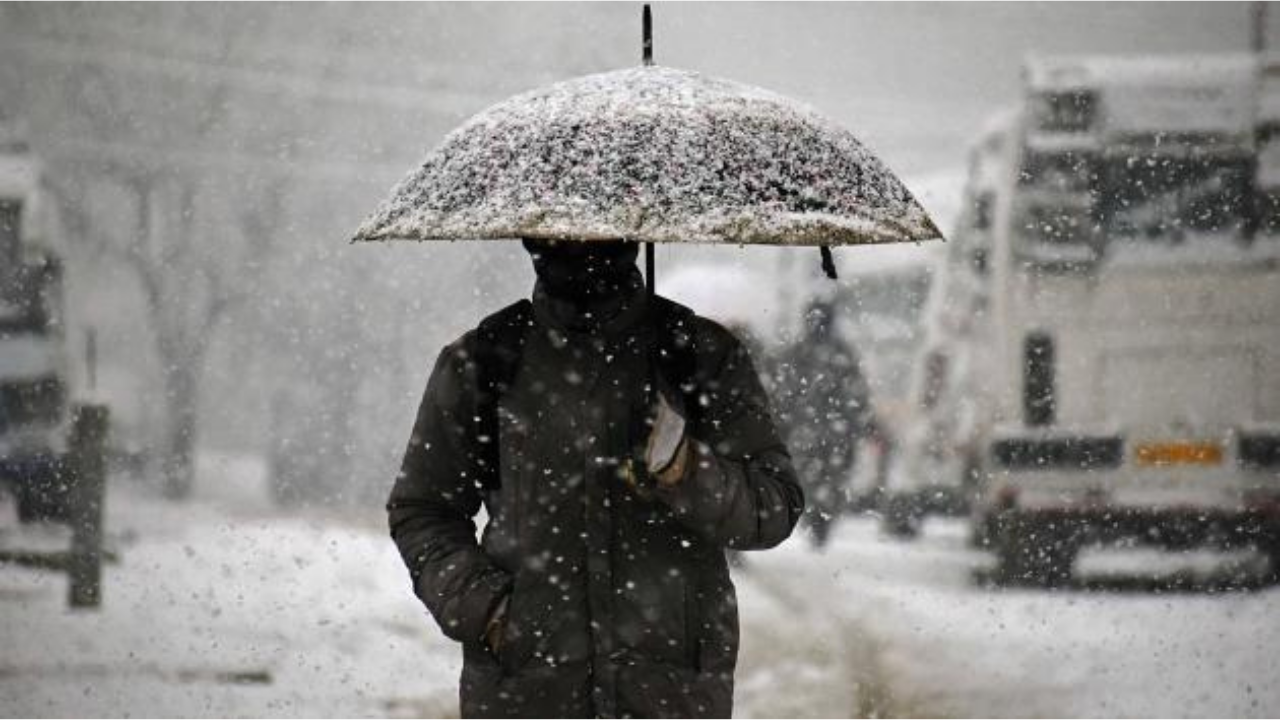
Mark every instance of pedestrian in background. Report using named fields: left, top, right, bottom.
left=777, top=298, right=875, bottom=549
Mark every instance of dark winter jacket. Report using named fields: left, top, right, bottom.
left=387, top=277, right=803, bottom=718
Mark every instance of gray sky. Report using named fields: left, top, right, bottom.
left=0, top=1, right=1266, bottom=460
left=649, top=3, right=1262, bottom=174
left=4, top=3, right=1259, bottom=181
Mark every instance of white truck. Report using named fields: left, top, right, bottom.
left=0, top=120, right=74, bottom=521
left=890, top=54, right=1280, bottom=584
left=880, top=115, right=1008, bottom=537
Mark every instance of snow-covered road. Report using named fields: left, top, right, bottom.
left=738, top=520, right=1280, bottom=718
left=0, top=475, right=460, bottom=717
left=2, top=466, right=1277, bottom=717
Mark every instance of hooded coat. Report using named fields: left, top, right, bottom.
left=387, top=275, right=804, bottom=718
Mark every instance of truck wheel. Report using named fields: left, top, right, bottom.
left=968, top=511, right=995, bottom=549
left=881, top=495, right=921, bottom=539
left=1261, top=524, right=1280, bottom=586
left=994, top=514, right=1076, bottom=588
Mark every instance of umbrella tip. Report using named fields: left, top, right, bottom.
left=643, top=4, right=653, bottom=66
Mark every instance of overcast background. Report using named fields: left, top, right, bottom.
left=0, top=2, right=1267, bottom=506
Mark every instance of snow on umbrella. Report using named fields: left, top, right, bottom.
left=351, top=65, right=941, bottom=250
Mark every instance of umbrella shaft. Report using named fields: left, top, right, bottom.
left=643, top=5, right=653, bottom=66
left=645, top=242, right=655, bottom=297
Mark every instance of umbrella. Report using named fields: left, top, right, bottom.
left=355, top=6, right=940, bottom=492
left=352, top=5, right=941, bottom=281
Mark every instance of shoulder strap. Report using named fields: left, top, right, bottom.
left=472, top=299, right=532, bottom=490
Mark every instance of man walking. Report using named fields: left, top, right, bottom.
left=777, top=298, right=874, bottom=549
left=387, top=239, right=804, bottom=718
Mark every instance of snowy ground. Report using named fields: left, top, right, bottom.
left=0, top=457, right=459, bottom=718
left=737, top=521, right=1280, bottom=718
left=2, top=457, right=1278, bottom=718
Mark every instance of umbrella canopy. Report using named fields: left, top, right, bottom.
left=352, top=66, right=941, bottom=247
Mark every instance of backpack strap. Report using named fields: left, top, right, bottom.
left=472, top=299, right=532, bottom=490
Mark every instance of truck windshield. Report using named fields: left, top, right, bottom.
left=1096, top=154, right=1251, bottom=241
left=1030, top=90, right=1097, bottom=134
left=1020, top=203, right=1092, bottom=246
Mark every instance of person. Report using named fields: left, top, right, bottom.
left=387, top=238, right=804, bottom=718
left=776, top=298, right=874, bottom=549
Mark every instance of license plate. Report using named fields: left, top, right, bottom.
left=1134, top=441, right=1223, bottom=467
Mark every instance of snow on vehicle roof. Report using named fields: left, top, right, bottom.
left=1025, top=53, right=1257, bottom=92
left=1025, top=54, right=1257, bottom=138
left=353, top=66, right=940, bottom=247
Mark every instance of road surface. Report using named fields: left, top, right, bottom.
left=2, top=457, right=1277, bottom=717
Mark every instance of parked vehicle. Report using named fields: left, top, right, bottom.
left=880, top=114, right=1008, bottom=537
left=0, top=120, right=74, bottom=520
left=889, top=54, right=1280, bottom=584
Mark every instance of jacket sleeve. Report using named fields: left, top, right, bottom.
left=654, top=324, right=805, bottom=550
left=386, top=336, right=511, bottom=644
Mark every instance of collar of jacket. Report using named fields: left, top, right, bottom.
left=530, top=268, right=650, bottom=338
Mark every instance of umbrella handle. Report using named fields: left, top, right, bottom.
left=820, top=245, right=839, bottom=280
left=645, top=242, right=655, bottom=297
left=641, top=5, right=654, bottom=297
